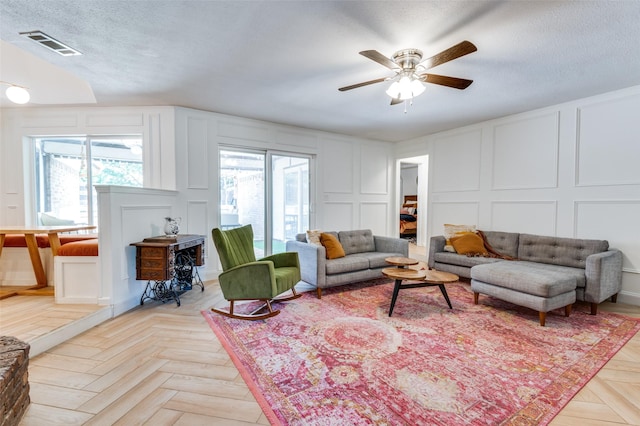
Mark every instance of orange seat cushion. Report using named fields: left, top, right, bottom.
left=59, top=234, right=99, bottom=245
left=2, top=234, right=50, bottom=248
left=56, top=239, right=99, bottom=256
left=2, top=233, right=99, bottom=248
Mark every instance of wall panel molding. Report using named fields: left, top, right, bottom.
left=574, top=200, right=640, bottom=273
left=359, top=202, right=388, bottom=235
left=187, top=201, right=209, bottom=235
left=22, top=114, right=78, bottom=128
left=431, top=129, right=482, bottom=193
left=490, top=200, right=557, bottom=235
left=275, top=130, right=318, bottom=151
left=492, top=112, right=559, bottom=190
left=322, top=139, right=353, bottom=194
left=360, top=145, right=389, bottom=195
left=186, top=117, right=209, bottom=189
left=217, top=120, right=270, bottom=142
left=575, top=93, right=640, bottom=187
left=86, top=113, right=144, bottom=127
left=323, top=202, right=354, bottom=231
left=430, top=201, right=480, bottom=234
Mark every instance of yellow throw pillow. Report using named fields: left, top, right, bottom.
left=450, top=232, right=488, bottom=256
left=443, top=224, right=477, bottom=252
left=320, top=233, right=345, bottom=259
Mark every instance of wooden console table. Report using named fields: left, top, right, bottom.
left=130, top=234, right=205, bottom=306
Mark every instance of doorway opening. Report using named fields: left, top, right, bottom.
left=397, top=155, right=428, bottom=249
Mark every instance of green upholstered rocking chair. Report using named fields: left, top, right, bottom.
left=211, top=224, right=302, bottom=320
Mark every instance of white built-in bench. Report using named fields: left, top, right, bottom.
left=0, top=234, right=100, bottom=304
left=54, top=238, right=100, bottom=304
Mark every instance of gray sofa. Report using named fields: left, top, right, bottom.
left=286, top=229, right=408, bottom=298
left=428, top=231, right=623, bottom=324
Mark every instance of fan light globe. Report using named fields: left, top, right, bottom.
left=6, top=86, right=30, bottom=104
left=385, top=76, right=425, bottom=101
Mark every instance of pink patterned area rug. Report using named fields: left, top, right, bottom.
left=202, top=280, right=640, bottom=425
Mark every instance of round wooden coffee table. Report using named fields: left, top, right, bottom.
left=382, top=267, right=459, bottom=317
left=385, top=257, right=419, bottom=268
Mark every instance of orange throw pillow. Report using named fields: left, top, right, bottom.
left=320, top=233, right=345, bottom=259
left=450, top=232, right=488, bottom=256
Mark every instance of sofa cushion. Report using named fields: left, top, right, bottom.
left=338, top=229, right=375, bottom=255
left=320, top=233, right=345, bottom=259
left=356, top=252, right=403, bottom=269
left=483, top=231, right=519, bottom=258
left=518, top=234, right=609, bottom=268
left=513, top=261, right=587, bottom=288
left=471, top=262, right=577, bottom=297
left=434, top=252, right=503, bottom=268
left=325, top=255, right=369, bottom=275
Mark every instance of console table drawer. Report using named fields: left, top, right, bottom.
left=139, top=246, right=169, bottom=259
left=137, top=268, right=173, bottom=281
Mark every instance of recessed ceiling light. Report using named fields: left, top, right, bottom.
left=19, top=30, right=82, bottom=56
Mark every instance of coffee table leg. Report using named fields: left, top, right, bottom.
left=438, top=284, right=453, bottom=309
left=389, top=279, right=402, bottom=317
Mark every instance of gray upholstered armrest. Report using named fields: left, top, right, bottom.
left=584, top=249, right=623, bottom=304
left=285, top=240, right=326, bottom=286
left=428, top=236, right=446, bottom=269
left=374, top=236, right=408, bottom=257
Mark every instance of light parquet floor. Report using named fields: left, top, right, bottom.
left=2, top=251, right=639, bottom=425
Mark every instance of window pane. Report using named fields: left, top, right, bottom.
left=219, top=150, right=265, bottom=258
left=89, top=137, right=143, bottom=224
left=272, top=155, right=310, bottom=254
left=35, top=137, right=87, bottom=224
left=35, top=136, right=143, bottom=226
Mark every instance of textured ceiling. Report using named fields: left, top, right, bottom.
left=1, top=1, right=639, bottom=142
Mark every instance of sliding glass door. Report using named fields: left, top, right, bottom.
left=220, top=149, right=311, bottom=257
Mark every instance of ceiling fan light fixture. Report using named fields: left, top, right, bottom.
left=385, top=76, right=425, bottom=101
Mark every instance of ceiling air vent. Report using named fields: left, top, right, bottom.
left=19, top=30, right=82, bottom=56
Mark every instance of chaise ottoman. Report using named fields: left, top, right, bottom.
left=471, top=261, right=577, bottom=326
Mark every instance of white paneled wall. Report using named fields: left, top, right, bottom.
left=3, top=85, right=639, bottom=314
left=397, top=85, right=640, bottom=305
left=576, top=94, right=640, bottom=186
left=431, top=129, right=482, bottom=193
left=490, top=201, right=557, bottom=235
left=1, top=105, right=396, bottom=318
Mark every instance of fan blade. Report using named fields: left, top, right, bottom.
left=390, top=98, right=403, bottom=106
left=420, top=73, right=473, bottom=90
left=338, top=77, right=388, bottom=91
left=420, top=40, right=477, bottom=70
left=359, top=50, right=399, bottom=70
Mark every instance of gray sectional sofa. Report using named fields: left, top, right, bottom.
left=286, top=229, right=408, bottom=298
left=428, top=231, right=623, bottom=325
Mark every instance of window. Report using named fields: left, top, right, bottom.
left=34, top=135, right=143, bottom=225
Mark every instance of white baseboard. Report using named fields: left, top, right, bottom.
left=618, top=290, right=640, bottom=307
left=112, top=294, right=142, bottom=317
left=29, top=306, right=113, bottom=358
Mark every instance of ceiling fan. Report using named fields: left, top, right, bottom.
left=339, top=40, right=477, bottom=106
